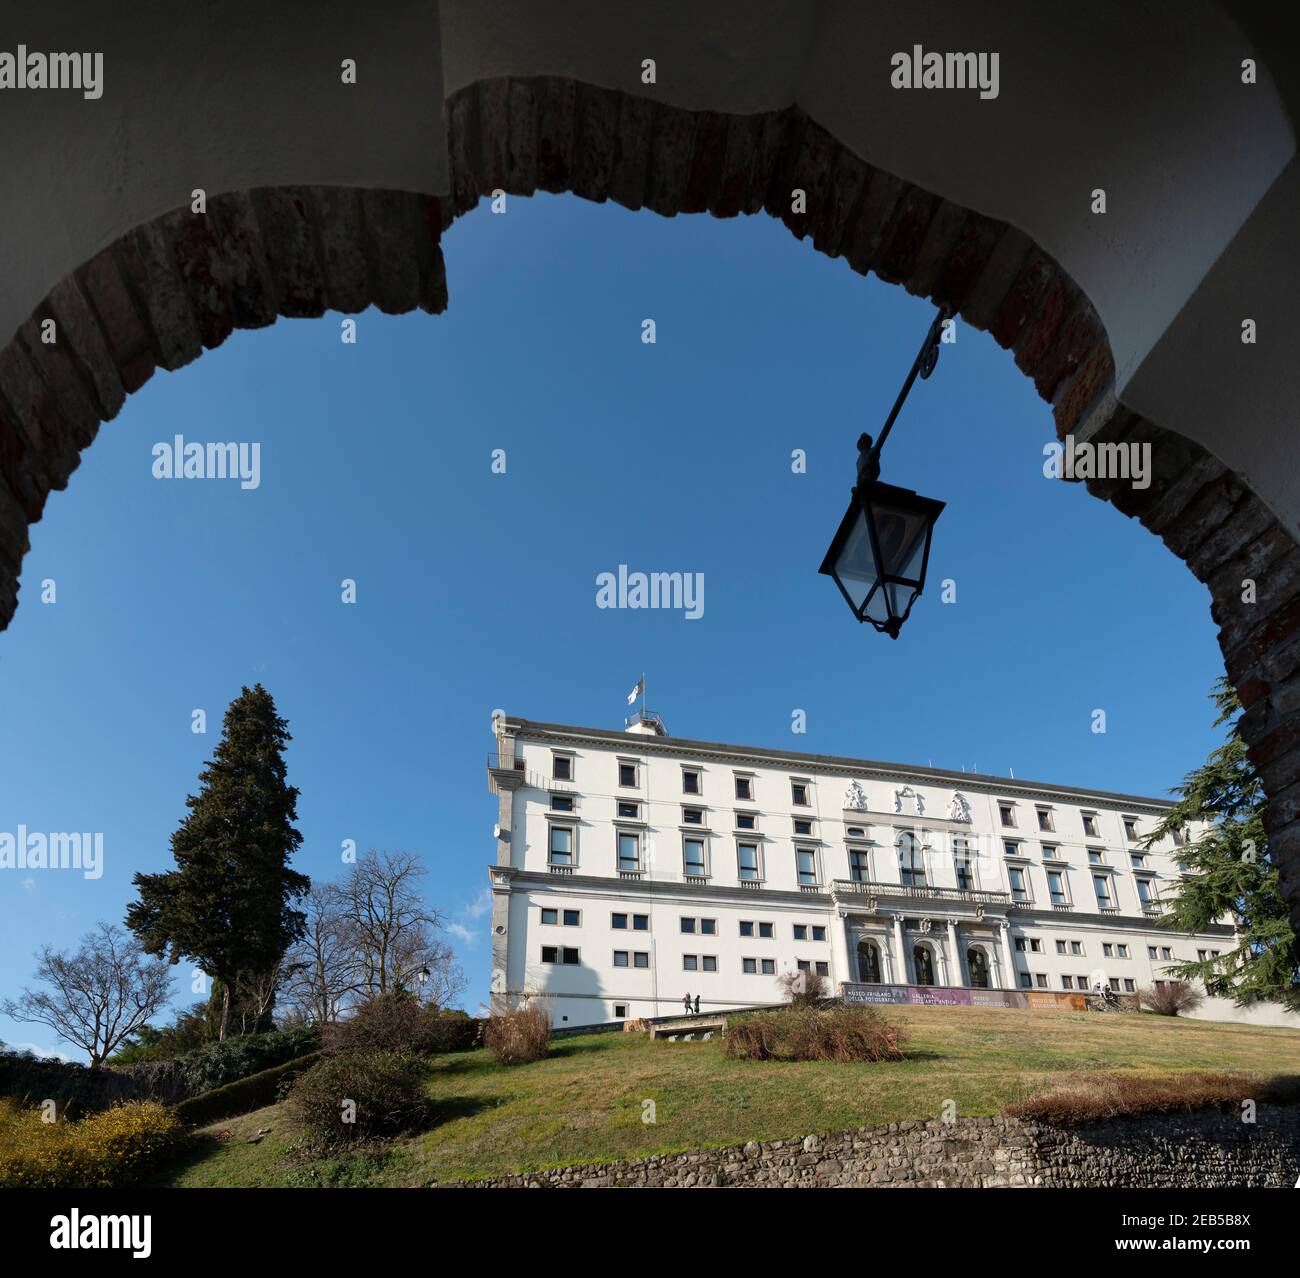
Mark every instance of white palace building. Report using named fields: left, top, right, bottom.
left=485, top=713, right=1287, bottom=1029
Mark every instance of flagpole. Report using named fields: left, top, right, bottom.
left=641, top=671, right=646, bottom=721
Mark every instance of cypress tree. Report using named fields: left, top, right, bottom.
left=126, top=684, right=310, bottom=1038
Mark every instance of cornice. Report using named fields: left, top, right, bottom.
left=502, top=717, right=1177, bottom=815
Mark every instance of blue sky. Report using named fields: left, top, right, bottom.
left=0, top=192, right=1226, bottom=1055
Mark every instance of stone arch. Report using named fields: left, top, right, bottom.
left=856, top=939, right=883, bottom=985
left=912, top=941, right=938, bottom=987
left=966, top=945, right=993, bottom=990
left=0, top=75, right=1297, bottom=930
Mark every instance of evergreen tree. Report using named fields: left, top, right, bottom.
left=126, top=684, right=310, bottom=1038
left=1146, top=677, right=1298, bottom=1011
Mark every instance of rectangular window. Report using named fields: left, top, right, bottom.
left=680, top=917, right=696, bottom=934
left=1123, top=978, right=1135, bottom=993
left=761, top=959, right=776, bottom=975
left=1047, top=870, right=1066, bottom=905
left=682, top=769, right=701, bottom=795
left=736, top=812, right=757, bottom=830
left=1055, top=940, right=1067, bottom=955
left=613, top=950, right=629, bottom=967
left=611, top=913, right=628, bottom=929
left=1147, top=946, right=1158, bottom=959
left=742, top=957, right=757, bottom=974
left=758, top=922, right=774, bottom=939
left=1129, top=853, right=1146, bottom=869
left=1088, top=850, right=1103, bottom=865
left=1036, top=974, right=1048, bottom=988
left=793, top=818, right=813, bottom=836
left=1030, top=939, right=1043, bottom=953
left=541, top=908, right=558, bottom=925
left=1082, top=813, right=1099, bottom=837
left=1109, top=977, right=1121, bottom=992
left=683, top=837, right=706, bottom=878
left=1160, top=946, right=1172, bottom=960
left=552, top=755, right=573, bottom=781
left=999, top=804, right=1016, bottom=826
left=1123, top=817, right=1139, bottom=841
left=683, top=807, right=704, bottom=825
left=615, top=1004, right=627, bottom=1018
left=740, top=921, right=754, bottom=938
left=703, top=956, right=717, bottom=972
left=796, top=848, right=818, bottom=886
left=1009, top=867, right=1028, bottom=901
left=815, top=961, right=829, bottom=977
left=794, top=924, right=808, bottom=941
left=632, top=914, right=649, bottom=931
left=956, top=858, right=973, bottom=889
left=618, top=762, right=638, bottom=788
left=1004, top=840, right=1020, bottom=858
left=737, top=843, right=760, bottom=880
left=1015, top=937, right=1027, bottom=952
left=735, top=776, right=753, bottom=801
left=1136, top=879, right=1155, bottom=907
left=812, top=925, right=826, bottom=942
left=617, top=801, right=640, bottom=819
left=550, top=793, right=574, bottom=812
left=1062, top=975, right=1074, bottom=989
left=1070, top=941, right=1083, bottom=956
left=1041, top=845, right=1057, bottom=859
left=849, top=849, right=870, bottom=882
left=797, top=959, right=811, bottom=973
left=618, top=831, right=641, bottom=872
left=548, top=825, right=574, bottom=865
left=1116, top=944, right=1129, bottom=958
left=563, top=909, right=579, bottom=926
left=634, top=952, right=649, bottom=969
left=1102, top=942, right=1114, bottom=957
left=791, top=781, right=810, bottom=806
left=542, top=947, right=579, bottom=965
left=700, top=918, right=717, bottom=935
left=1172, top=827, right=1187, bottom=847
left=683, top=954, right=698, bottom=971
left=1037, top=809, right=1054, bottom=832
left=1093, top=875, right=1113, bottom=907
left=1019, top=972, right=1032, bottom=989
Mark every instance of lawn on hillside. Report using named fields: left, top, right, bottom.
left=155, top=1005, right=1300, bottom=1187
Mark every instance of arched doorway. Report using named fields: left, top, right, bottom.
left=967, top=947, right=990, bottom=989
left=913, top=944, right=936, bottom=986
left=857, top=939, right=882, bottom=984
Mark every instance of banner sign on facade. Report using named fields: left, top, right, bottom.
left=841, top=982, right=1086, bottom=1011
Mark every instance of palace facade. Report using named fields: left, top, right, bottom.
left=485, top=713, right=1271, bottom=1027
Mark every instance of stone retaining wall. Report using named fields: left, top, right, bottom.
left=436, top=1104, right=1300, bottom=1188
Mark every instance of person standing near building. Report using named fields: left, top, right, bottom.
left=683, top=992, right=692, bottom=1016
left=693, top=994, right=700, bottom=1016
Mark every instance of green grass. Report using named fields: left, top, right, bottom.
left=153, top=1006, right=1300, bottom=1187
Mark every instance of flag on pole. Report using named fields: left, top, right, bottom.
left=627, top=677, right=644, bottom=706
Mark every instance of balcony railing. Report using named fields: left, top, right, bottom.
left=833, top=879, right=1011, bottom=905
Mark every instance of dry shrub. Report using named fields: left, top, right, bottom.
left=723, top=1006, right=904, bottom=1063
left=323, top=991, right=480, bottom=1056
left=1005, top=1071, right=1300, bottom=1125
left=483, top=1000, right=551, bottom=1065
left=776, top=969, right=830, bottom=1008
left=0, top=1097, right=181, bottom=1188
left=283, top=1051, right=430, bottom=1150
left=1137, top=981, right=1203, bottom=1016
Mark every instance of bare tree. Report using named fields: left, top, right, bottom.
left=1, top=923, right=173, bottom=1066
left=334, top=850, right=464, bottom=1006
left=280, top=882, right=362, bottom=1023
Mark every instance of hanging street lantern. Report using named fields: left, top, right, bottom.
left=819, top=307, right=949, bottom=638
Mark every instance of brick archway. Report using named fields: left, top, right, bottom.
left=1, top=76, right=1297, bottom=932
